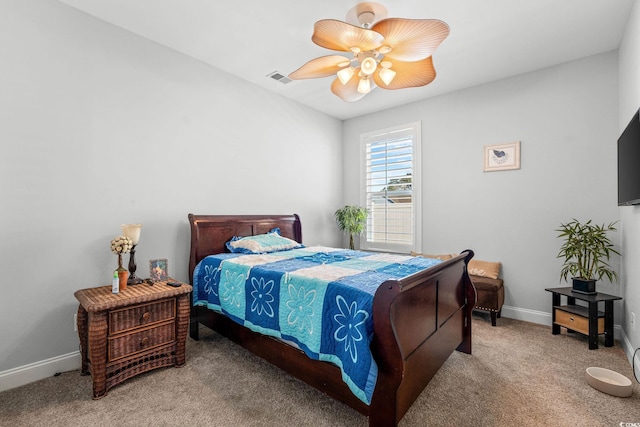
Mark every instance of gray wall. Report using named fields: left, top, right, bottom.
left=0, top=0, right=342, bottom=375
left=343, top=51, right=621, bottom=323
left=619, top=0, right=640, bottom=360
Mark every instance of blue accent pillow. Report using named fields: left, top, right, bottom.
left=226, top=228, right=303, bottom=254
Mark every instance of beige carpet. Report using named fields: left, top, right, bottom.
left=1, top=315, right=639, bottom=426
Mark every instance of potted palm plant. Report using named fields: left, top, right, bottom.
left=334, top=205, right=368, bottom=250
left=556, top=219, right=620, bottom=294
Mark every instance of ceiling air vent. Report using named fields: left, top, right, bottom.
left=267, top=71, right=292, bottom=84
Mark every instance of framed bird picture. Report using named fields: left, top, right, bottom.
left=483, top=141, right=520, bottom=172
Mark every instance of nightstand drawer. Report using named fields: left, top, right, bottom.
left=555, top=308, right=604, bottom=335
left=109, top=298, right=175, bottom=333
left=108, top=321, right=175, bottom=361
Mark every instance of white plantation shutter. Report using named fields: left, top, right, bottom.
left=360, top=122, right=421, bottom=253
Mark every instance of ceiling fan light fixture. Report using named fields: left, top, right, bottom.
left=360, top=57, right=377, bottom=75
left=378, top=66, right=396, bottom=86
left=357, top=77, right=371, bottom=94
left=337, top=66, right=355, bottom=85
left=290, top=2, right=449, bottom=102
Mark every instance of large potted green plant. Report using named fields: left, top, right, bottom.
left=334, top=205, right=368, bottom=250
left=556, top=219, right=620, bottom=294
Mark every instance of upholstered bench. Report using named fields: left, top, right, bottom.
left=411, top=253, right=504, bottom=326
left=470, top=274, right=504, bottom=326
left=468, top=259, right=504, bottom=326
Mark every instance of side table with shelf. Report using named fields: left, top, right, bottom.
left=74, top=280, right=192, bottom=399
left=545, top=287, right=621, bottom=350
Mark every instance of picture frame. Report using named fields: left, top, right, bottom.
left=483, top=141, right=521, bottom=172
left=149, top=258, right=168, bottom=282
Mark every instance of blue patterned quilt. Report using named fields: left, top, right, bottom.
left=192, top=246, right=442, bottom=404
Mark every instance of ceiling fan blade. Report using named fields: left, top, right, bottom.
left=372, top=18, right=449, bottom=62
left=373, top=56, right=436, bottom=90
left=312, top=19, right=384, bottom=52
left=289, top=55, right=351, bottom=79
left=331, top=76, right=377, bottom=102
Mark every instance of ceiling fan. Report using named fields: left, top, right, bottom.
left=288, top=2, right=449, bottom=102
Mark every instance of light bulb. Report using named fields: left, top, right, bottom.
left=357, top=77, right=371, bottom=94
left=378, top=67, right=396, bottom=86
left=337, top=66, right=355, bottom=85
left=360, top=57, right=377, bottom=76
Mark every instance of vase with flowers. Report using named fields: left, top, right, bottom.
left=111, top=235, right=133, bottom=291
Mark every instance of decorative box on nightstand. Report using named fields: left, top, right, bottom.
left=74, top=280, right=192, bottom=399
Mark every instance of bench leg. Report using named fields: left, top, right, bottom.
left=491, top=311, right=497, bottom=326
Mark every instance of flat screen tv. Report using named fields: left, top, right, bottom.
left=618, top=108, right=640, bottom=206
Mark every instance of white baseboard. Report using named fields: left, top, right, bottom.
left=500, top=304, right=551, bottom=326
left=501, top=305, right=625, bottom=342
left=0, top=351, right=81, bottom=393
left=618, top=327, right=640, bottom=377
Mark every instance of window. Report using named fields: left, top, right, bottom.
left=360, top=122, right=421, bottom=253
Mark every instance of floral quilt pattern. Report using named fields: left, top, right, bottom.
left=192, top=246, right=441, bottom=404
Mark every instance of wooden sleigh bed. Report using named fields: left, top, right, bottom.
left=188, top=213, right=475, bottom=427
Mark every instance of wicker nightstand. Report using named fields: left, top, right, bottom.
left=74, top=280, right=192, bottom=399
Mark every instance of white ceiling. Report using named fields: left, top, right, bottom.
left=58, top=0, right=634, bottom=120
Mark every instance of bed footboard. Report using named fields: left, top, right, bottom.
left=369, top=250, right=475, bottom=426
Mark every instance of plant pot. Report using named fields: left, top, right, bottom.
left=118, top=267, right=129, bottom=292
left=572, top=277, right=597, bottom=295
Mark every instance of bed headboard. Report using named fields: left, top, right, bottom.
left=187, top=214, right=302, bottom=284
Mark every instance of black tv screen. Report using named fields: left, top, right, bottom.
left=618, top=109, right=640, bottom=206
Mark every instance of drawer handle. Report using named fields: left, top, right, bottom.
left=141, top=312, right=150, bottom=322
left=569, top=317, right=574, bottom=321
left=140, top=337, right=149, bottom=348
